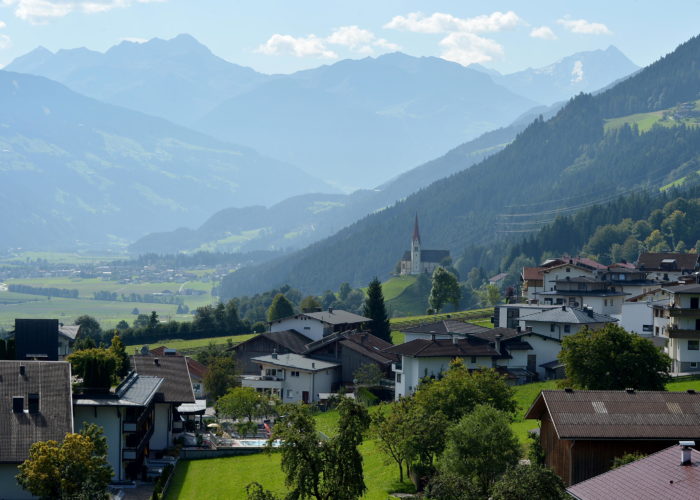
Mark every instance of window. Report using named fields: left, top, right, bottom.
left=564, top=325, right=571, bottom=333
left=604, top=299, right=608, bottom=307
left=550, top=324, right=555, bottom=332
left=692, top=362, right=699, bottom=369
left=290, top=371, right=300, bottom=377
left=566, top=267, right=570, bottom=273
left=304, top=326, right=310, bottom=330
left=470, top=356, right=477, bottom=364
left=692, top=297, right=700, bottom=309
left=287, top=390, right=293, bottom=398
left=396, top=374, right=401, bottom=383
left=643, top=325, right=653, bottom=333
left=578, top=283, right=586, bottom=290
left=265, top=368, right=277, bottom=376
left=689, top=340, right=699, bottom=351
left=655, top=326, right=660, bottom=335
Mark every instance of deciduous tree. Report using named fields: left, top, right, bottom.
left=267, top=293, right=295, bottom=322
left=490, top=464, right=566, bottom=500
left=109, top=332, right=130, bottom=378
left=204, top=356, right=239, bottom=401
left=429, top=267, right=461, bottom=312
left=216, top=387, right=276, bottom=436
left=67, top=348, right=118, bottom=390
left=559, top=323, right=671, bottom=390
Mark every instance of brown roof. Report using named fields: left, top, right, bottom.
left=401, top=320, right=490, bottom=336
left=637, top=252, right=699, bottom=271
left=276, top=310, right=370, bottom=326
left=383, top=337, right=499, bottom=358
left=232, top=330, right=313, bottom=355
left=0, top=361, right=73, bottom=463
left=149, top=346, right=207, bottom=379
left=567, top=444, right=700, bottom=500
left=131, top=354, right=195, bottom=404
left=339, top=332, right=398, bottom=364
left=525, top=390, right=700, bottom=440
left=522, top=266, right=545, bottom=281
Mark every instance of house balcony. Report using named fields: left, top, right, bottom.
left=666, top=326, right=700, bottom=339
left=241, top=375, right=284, bottom=391
left=122, top=424, right=154, bottom=461
left=667, top=307, right=700, bottom=318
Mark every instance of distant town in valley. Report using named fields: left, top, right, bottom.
left=4, top=3, right=700, bottom=499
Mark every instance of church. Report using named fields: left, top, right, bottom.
left=399, top=215, right=450, bottom=275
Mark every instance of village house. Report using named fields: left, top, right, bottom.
left=131, top=353, right=195, bottom=451
left=492, top=303, right=559, bottom=329
left=269, top=308, right=370, bottom=342
left=525, top=389, right=700, bottom=485
left=12, top=318, right=82, bottom=361
left=231, top=330, right=313, bottom=374
left=149, top=346, right=208, bottom=399
left=652, top=283, right=700, bottom=373
left=521, top=266, right=545, bottom=302
left=242, top=352, right=339, bottom=403
left=398, top=215, right=450, bottom=276
left=303, top=330, right=397, bottom=384
left=538, top=276, right=627, bottom=315
left=517, top=305, right=618, bottom=341
left=73, top=372, right=164, bottom=481
left=614, top=288, right=666, bottom=336
left=567, top=442, right=700, bottom=500
left=0, top=361, right=73, bottom=500
left=637, top=252, right=700, bottom=282
left=400, top=319, right=494, bottom=342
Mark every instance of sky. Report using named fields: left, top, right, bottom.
left=0, top=1, right=700, bottom=73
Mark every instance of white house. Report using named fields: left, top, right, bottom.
left=0, top=361, right=73, bottom=500
left=652, top=283, right=700, bottom=373
left=73, top=372, right=163, bottom=481
left=242, top=353, right=339, bottom=404
left=637, top=252, right=699, bottom=282
left=269, top=309, right=370, bottom=342
left=538, top=276, right=627, bottom=315
left=518, top=305, right=618, bottom=340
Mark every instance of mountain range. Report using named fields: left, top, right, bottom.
left=6, top=35, right=638, bottom=190
left=219, top=34, right=700, bottom=298
left=0, top=70, right=330, bottom=250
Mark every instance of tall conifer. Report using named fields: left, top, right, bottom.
left=363, top=277, right=391, bottom=343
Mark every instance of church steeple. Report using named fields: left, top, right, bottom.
left=412, top=214, right=421, bottom=244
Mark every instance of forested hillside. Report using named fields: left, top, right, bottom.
left=220, top=34, right=700, bottom=298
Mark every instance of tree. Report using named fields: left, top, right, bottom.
left=612, top=451, right=647, bottom=469
left=133, top=313, right=150, bottom=329
left=559, top=323, right=671, bottom=390
left=148, top=310, right=159, bottom=330
left=490, top=465, right=566, bottom=500
left=269, top=398, right=370, bottom=500
left=339, top=282, right=352, bottom=301
left=362, top=277, right=392, bottom=343
left=475, top=283, right=501, bottom=307
left=17, top=423, right=112, bottom=499
left=204, top=356, right=239, bottom=401
left=429, top=267, right=461, bottom=312
left=353, top=363, right=383, bottom=387
left=74, top=315, right=102, bottom=342
left=216, top=387, right=275, bottom=436
left=267, top=293, right=295, bottom=322
left=115, top=320, right=129, bottom=331
left=67, top=348, right=118, bottom=390
left=372, top=401, right=412, bottom=483
left=109, top=332, right=130, bottom=378
left=413, top=361, right=516, bottom=421
left=438, top=405, right=520, bottom=496
left=300, top=295, right=322, bottom=313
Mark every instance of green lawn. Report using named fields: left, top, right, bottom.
left=125, top=333, right=255, bottom=352
left=380, top=276, right=417, bottom=301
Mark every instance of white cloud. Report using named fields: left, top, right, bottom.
left=571, top=60, right=584, bottom=83
left=258, top=26, right=400, bottom=59
left=0, top=20, right=6, bottom=28
left=120, top=36, right=147, bottom=43
left=2, top=0, right=165, bottom=24
left=530, top=26, right=557, bottom=40
left=439, top=32, right=503, bottom=66
left=256, top=34, right=338, bottom=59
left=557, top=17, right=612, bottom=35
left=0, top=33, right=10, bottom=49
left=384, top=11, right=522, bottom=34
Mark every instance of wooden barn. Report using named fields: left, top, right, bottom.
left=230, top=330, right=313, bottom=374
left=525, top=389, right=700, bottom=485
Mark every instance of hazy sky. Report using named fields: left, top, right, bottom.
left=1, top=1, right=699, bottom=73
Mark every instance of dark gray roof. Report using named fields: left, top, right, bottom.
left=299, top=310, right=371, bottom=325
left=468, top=327, right=523, bottom=342
left=663, top=284, right=700, bottom=294
left=384, top=337, right=499, bottom=358
left=520, top=306, right=618, bottom=324
left=539, top=290, right=628, bottom=297
left=525, top=390, right=700, bottom=439
left=73, top=372, right=163, bottom=407
left=402, top=320, right=491, bottom=336
left=0, top=361, right=73, bottom=463
left=131, top=354, right=195, bottom=404
left=232, top=330, right=313, bottom=354
left=637, top=252, right=699, bottom=271
left=567, top=445, right=700, bottom=500
left=251, top=353, right=339, bottom=371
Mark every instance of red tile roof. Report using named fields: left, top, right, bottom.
left=567, top=444, right=700, bottom=500
left=522, top=267, right=545, bottom=281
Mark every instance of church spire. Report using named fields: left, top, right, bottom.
left=412, top=214, right=421, bottom=244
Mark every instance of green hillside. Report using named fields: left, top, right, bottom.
left=605, top=99, right=700, bottom=133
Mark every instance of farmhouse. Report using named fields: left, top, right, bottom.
left=269, top=308, right=370, bottom=342
left=231, top=330, right=313, bottom=374
left=525, top=389, right=700, bottom=485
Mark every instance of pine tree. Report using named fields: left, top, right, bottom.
left=362, top=277, right=391, bottom=343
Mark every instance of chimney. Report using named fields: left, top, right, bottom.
left=564, top=387, right=573, bottom=393
left=271, top=350, right=278, bottom=359
left=494, top=333, right=503, bottom=353
left=328, top=307, right=333, bottom=314
left=154, top=357, right=160, bottom=366
left=680, top=441, right=695, bottom=465
left=625, top=388, right=635, bottom=394
left=19, top=365, right=25, bottom=376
